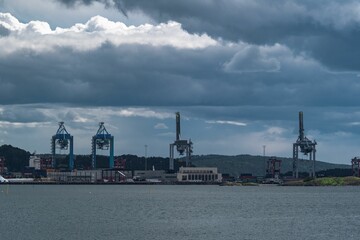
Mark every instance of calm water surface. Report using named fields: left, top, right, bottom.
left=0, top=185, right=359, bottom=240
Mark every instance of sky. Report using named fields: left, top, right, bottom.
left=1, top=0, right=360, bottom=164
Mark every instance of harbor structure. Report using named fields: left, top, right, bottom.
left=47, top=169, right=103, bottom=183
left=91, top=122, right=114, bottom=169
left=29, top=155, right=41, bottom=170
left=51, top=122, right=74, bottom=170
left=293, top=111, right=317, bottom=178
left=177, top=167, right=222, bottom=182
left=133, top=170, right=177, bottom=182
left=266, top=157, right=281, bottom=179
left=169, top=112, right=193, bottom=171
left=351, top=157, right=360, bottom=177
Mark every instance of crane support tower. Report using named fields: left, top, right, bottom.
left=91, top=122, right=114, bottom=169
left=351, top=157, right=360, bottom=177
left=266, top=157, right=282, bottom=179
left=169, top=112, right=193, bottom=171
left=51, top=122, right=74, bottom=170
left=293, top=111, right=317, bottom=178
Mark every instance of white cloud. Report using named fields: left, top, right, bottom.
left=0, top=12, right=24, bottom=31
left=265, top=127, right=287, bottom=135
left=156, top=132, right=173, bottom=137
left=116, top=108, right=173, bottom=119
left=348, top=122, right=360, bottom=126
left=206, top=120, right=247, bottom=126
left=154, top=123, right=168, bottom=129
left=0, top=121, right=51, bottom=128
left=34, top=106, right=174, bottom=122
left=0, top=13, right=217, bottom=55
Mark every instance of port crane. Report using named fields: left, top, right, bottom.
left=351, top=157, right=360, bottom=177
left=293, top=111, right=317, bottom=178
left=91, top=122, right=114, bottom=169
left=169, top=112, right=193, bottom=171
left=51, top=122, right=74, bottom=170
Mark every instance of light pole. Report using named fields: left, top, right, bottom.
left=144, top=144, right=148, bottom=171
left=263, top=145, right=266, bottom=177
left=263, top=145, right=266, bottom=157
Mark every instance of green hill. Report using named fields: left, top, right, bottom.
left=0, top=144, right=31, bottom=172
left=0, top=144, right=352, bottom=176
left=190, top=154, right=350, bottom=177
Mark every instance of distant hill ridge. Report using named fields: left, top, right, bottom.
left=0, top=145, right=350, bottom=175
left=190, top=154, right=350, bottom=177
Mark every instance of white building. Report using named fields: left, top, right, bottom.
left=177, top=167, right=222, bottom=182
left=29, top=155, right=41, bottom=170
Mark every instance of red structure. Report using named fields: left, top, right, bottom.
left=41, top=158, right=53, bottom=170
left=351, top=157, right=360, bottom=177
left=0, top=156, right=5, bottom=173
left=114, top=158, right=126, bottom=169
left=266, top=157, right=282, bottom=178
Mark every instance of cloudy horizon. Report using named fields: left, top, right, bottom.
left=1, top=0, right=360, bottom=164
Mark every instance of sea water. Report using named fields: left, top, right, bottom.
left=0, top=185, right=359, bottom=240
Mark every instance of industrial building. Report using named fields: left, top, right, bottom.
left=177, top=167, right=222, bottom=182
left=47, top=169, right=132, bottom=183
left=47, top=170, right=103, bottom=183
left=29, top=155, right=41, bottom=170
left=46, top=169, right=178, bottom=183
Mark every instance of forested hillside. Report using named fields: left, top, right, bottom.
left=0, top=145, right=351, bottom=176
left=190, top=154, right=351, bottom=177
left=0, top=145, right=31, bottom=171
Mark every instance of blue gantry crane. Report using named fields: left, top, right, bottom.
left=91, top=122, right=114, bottom=169
left=51, top=122, right=74, bottom=170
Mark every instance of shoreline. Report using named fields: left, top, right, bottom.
left=2, top=176, right=360, bottom=186
left=0, top=181, right=221, bottom=185
left=283, top=176, right=360, bottom=186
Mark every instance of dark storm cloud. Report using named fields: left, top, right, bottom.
left=0, top=41, right=359, bottom=109
left=56, top=0, right=317, bottom=42
left=2, top=10, right=360, bottom=142
left=224, top=46, right=280, bottom=73
left=183, top=106, right=360, bottom=136
left=57, top=0, right=128, bottom=17
left=3, top=2, right=360, bottom=163
left=59, top=0, right=107, bottom=7
left=0, top=105, right=51, bottom=123
left=0, top=43, right=232, bottom=106
left=56, top=0, right=360, bottom=71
